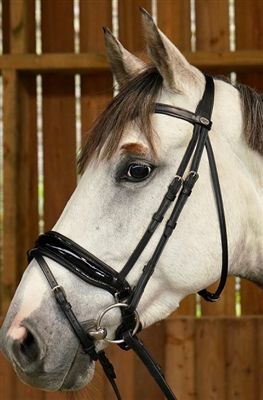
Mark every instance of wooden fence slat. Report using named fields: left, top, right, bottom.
left=0, top=355, right=16, bottom=400
left=226, top=318, right=258, bottom=400
left=80, top=71, right=113, bottom=140
left=2, top=70, right=20, bottom=319
left=257, top=318, right=263, bottom=400
left=157, top=0, right=191, bottom=51
left=2, top=0, right=11, bottom=53
left=16, top=73, right=39, bottom=275
left=195, top=0, right=230, bottom=52
left=9, top=0, right=36, bottom=54
left=2, top=75, right=38, bottom=314
left=79, top=0, right=113, bottom=142
left=41, top=0, right=77, bottom=232
left=235, top=0, right=263, bottom=99
left=240, top=280, right=263, bottom=315
left=79, top=0, right=113, bottom=53
left=226, top=318, right=258, bottom=399
left=235, top=0, right=263, bottom=50
left=42, top=75, right=76, bottom=231
left=195, top=318, right=226, bottom=400
left=118, top=0, right=153, bottom=52
left=41, top=0, right=74, bottom=53
left=165, top=317, right=195, bottom=400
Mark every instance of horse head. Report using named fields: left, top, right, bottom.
left=1, top=8, right=262, bottom=395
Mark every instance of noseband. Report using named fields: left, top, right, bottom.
left=28, top=75, right=228, bottom=400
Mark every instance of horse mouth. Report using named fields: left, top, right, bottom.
left=60, top=344, right=95, bottom=391
left=4, top=330, right=95, bottom=391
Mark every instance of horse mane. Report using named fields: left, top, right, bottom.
left=78, top=70, right=263, bottom=173
left=235, top=82, right=263, bottom=156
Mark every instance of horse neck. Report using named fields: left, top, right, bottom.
left=215, top=79, right=262, bottom=191
left=213, top=81, right=263, bottom=277
left=231, top=135, right=263, bottom=278
left=246, top=149, right=263, bottom=190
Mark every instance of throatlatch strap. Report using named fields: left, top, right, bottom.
left=198, top=136, right=228, bottom=302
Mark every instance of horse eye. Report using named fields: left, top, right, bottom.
left=126, top=163, right=152, bottom=181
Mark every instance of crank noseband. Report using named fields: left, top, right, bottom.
left=29, top=231, right=132, bottom=299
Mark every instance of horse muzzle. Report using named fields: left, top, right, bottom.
left=0, top=316, right=95, bottom=391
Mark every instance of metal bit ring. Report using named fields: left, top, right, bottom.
left=96, top=303, right=140, bottom=344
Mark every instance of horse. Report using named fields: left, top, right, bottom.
left=1, top=8, right=263, bottom=399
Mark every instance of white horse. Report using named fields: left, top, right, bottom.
left=1, top=8, right=263, bottom=397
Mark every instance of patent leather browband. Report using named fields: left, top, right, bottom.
left=28, top=75, right=228, bottom=400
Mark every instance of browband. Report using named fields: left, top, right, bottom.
left=155, top=103, right=212, bottom=129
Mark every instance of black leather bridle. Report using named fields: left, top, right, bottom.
left=28, top=75, right=228, bottom=400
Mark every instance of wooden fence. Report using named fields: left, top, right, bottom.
left=0, top=1, right=263, bottom=399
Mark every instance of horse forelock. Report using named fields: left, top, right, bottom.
left=78, top=66, right=163, bottom=173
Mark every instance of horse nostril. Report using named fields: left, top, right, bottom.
left=10, top=328, right=42, bottom=371
left=20, top=330, right=38, bottom=362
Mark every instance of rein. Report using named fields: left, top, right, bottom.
left=28, top=74, right=228, bottom=400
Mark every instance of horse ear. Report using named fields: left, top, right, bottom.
left=140, top=8, right=204, bottom=92
left=103, top=27, right=146, bottom=87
